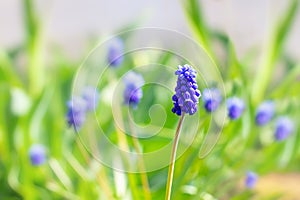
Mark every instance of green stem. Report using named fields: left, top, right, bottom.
left=21, top=117, right=35, bottom=200
left=96, top=168, right=115, bottom=199
left=0, top=50, right=22, bottom=86
left=181, top=0, right=216, bottom=63
left=127, top=112, right=152, bottom=200
left=24, top=0, right=44, bottom=96
left=165, top=114, right=185, bottom=200
left=115, top=124, right=139, bottom=200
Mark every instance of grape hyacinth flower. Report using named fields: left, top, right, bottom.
left=274, top=117, right=294, bottom=141
left=107, top=37, right=124, bottom=67
left=255, top=100, right=275, bottom=126
left=245, top=171, right=258, bottom=189
left=29, top=144, right=46, bottom=166
left=202, top=88, right=222, bottom=112
left=82, top=86, right=100, bottom=111
left=227, top=97, right=245, bottom=120
left=171, top=64, right=201, bottom=116
left=66, top=97, right=87, bottom=130
left=123, top=71, right=144, bottom=108
left=166, top=64, right=200, bottom=200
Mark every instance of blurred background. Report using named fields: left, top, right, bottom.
left=1, top=0, right=300, bottom=199
left=1, top=0, right=299, bottom=59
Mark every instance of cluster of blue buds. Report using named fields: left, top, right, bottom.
left=245, top=171, right=258, bottom=189
left=29, top=144, right=46, bottom=166
left=171, top=64, right=201, bottom=116
left=66, top=86, right=99, bottom=130
left=107, top=37, right=124, bottom=67
left=274, top=116, right=294, bottom=141
left=202, top=88, right=222, bottom=112
left=255, top=100, right=274, bottom=126
left=123, top=71, right=144, bottom=108
left=226, top=97, right=245, bottom=120
left=66, top=97, right=88, bottom=130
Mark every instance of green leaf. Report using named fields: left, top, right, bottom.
left=0, top=50, right=22, bottom=87
left=271, top=64, right=300, bottom=98
left=251, top=0, right=299, bottom=105
left=181, top=0, right=215, bottom=61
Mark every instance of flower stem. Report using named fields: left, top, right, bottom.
left=24, top=0, right=44, bottom=96
left=96, top=168, right=115, bottom=199
left=127, top=112, right=152, bottom=200
left=114, top=121, right=140, bottom=199
left=165, top=114, right=185, bottom=200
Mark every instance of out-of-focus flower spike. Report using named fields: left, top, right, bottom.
left=107, top=37, right=124, bottom=67
left=227, top=97, right=245, bottom=120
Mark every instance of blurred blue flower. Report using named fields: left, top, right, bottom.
left=82, top=86, right=100, bottom=111
left=172, top=64, right=201, bottom=116
left=255, top=100, right=275, bottom=126
left=245, top=171, right=258, bottom=189
left=29, top=144, right=46, bottom=166
left=227, top=97, right=245, bottom=120
left=107, top=37, right=124, bottom=67
left=66, top=97, right=87, bottom=130
left=202, top=88, right=222, bottom=112
left=123, top=71, right=144, bottom=108
left=275, top=117, right=294, bottom=141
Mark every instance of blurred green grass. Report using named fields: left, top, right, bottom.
left=1, top=0, right=300, bottom=199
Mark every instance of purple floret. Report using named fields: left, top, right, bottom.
left=245, top=171, right=258, bottom=189
left=202, top=88, right=222, bottom=112
left=255, top=100, right=275, bottom=126
left=107, top=37, right=124, bottom=67
left=66, top=97, right=87, bottom=131
left=29, top=144, right=46, bottom=166
left=123, top=71, right=144, bottom=108
left=227, top=97, right=245, bottom=120
left=275, top=116, right=294, bottom=141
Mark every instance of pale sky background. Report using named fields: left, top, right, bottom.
left=0, top=0, right=299, bottom=61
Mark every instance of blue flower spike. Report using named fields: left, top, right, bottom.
left=29, top=144, right=46, bottom=166
left=107, top=37, right=124, bottom=67
left=275, top=116, right=294, bottom=141
left=227, top=97, right=245, bottom=120
left=166, top=64, right=201, bottom=200
left=82, top=86, right=100, bottom=111
left=202, top=88, right=222, bottom=112
left=66, top=96, right=87, bottom=130
left=123, top=71, right=144, bottom=108
left=171, top=64, right=201, bottom=116
left=255, top=100, right=275, bottom=126
left=245, top=171, right=258, bottom=189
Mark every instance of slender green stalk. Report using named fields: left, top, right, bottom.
left=115, top=124, right=140, bottom=200
left=96, top=168, right=115, bottom=199
left=0, top=50, right=22, bottom=86
left=74, top=137, right=114, bottom=199
left=21, top=117, right=35, bottom=200
left=110, top=74, right=141, bottom=199
left=165, top=114, right=185, bottom=200
left=181, top=0, right=216, bottom=63
left=23, top=0, right=45, bottom=96
left=127, top=112, right=152, bottom=200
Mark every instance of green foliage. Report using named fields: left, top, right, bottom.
left=0, top=0, right=300, bottom=199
